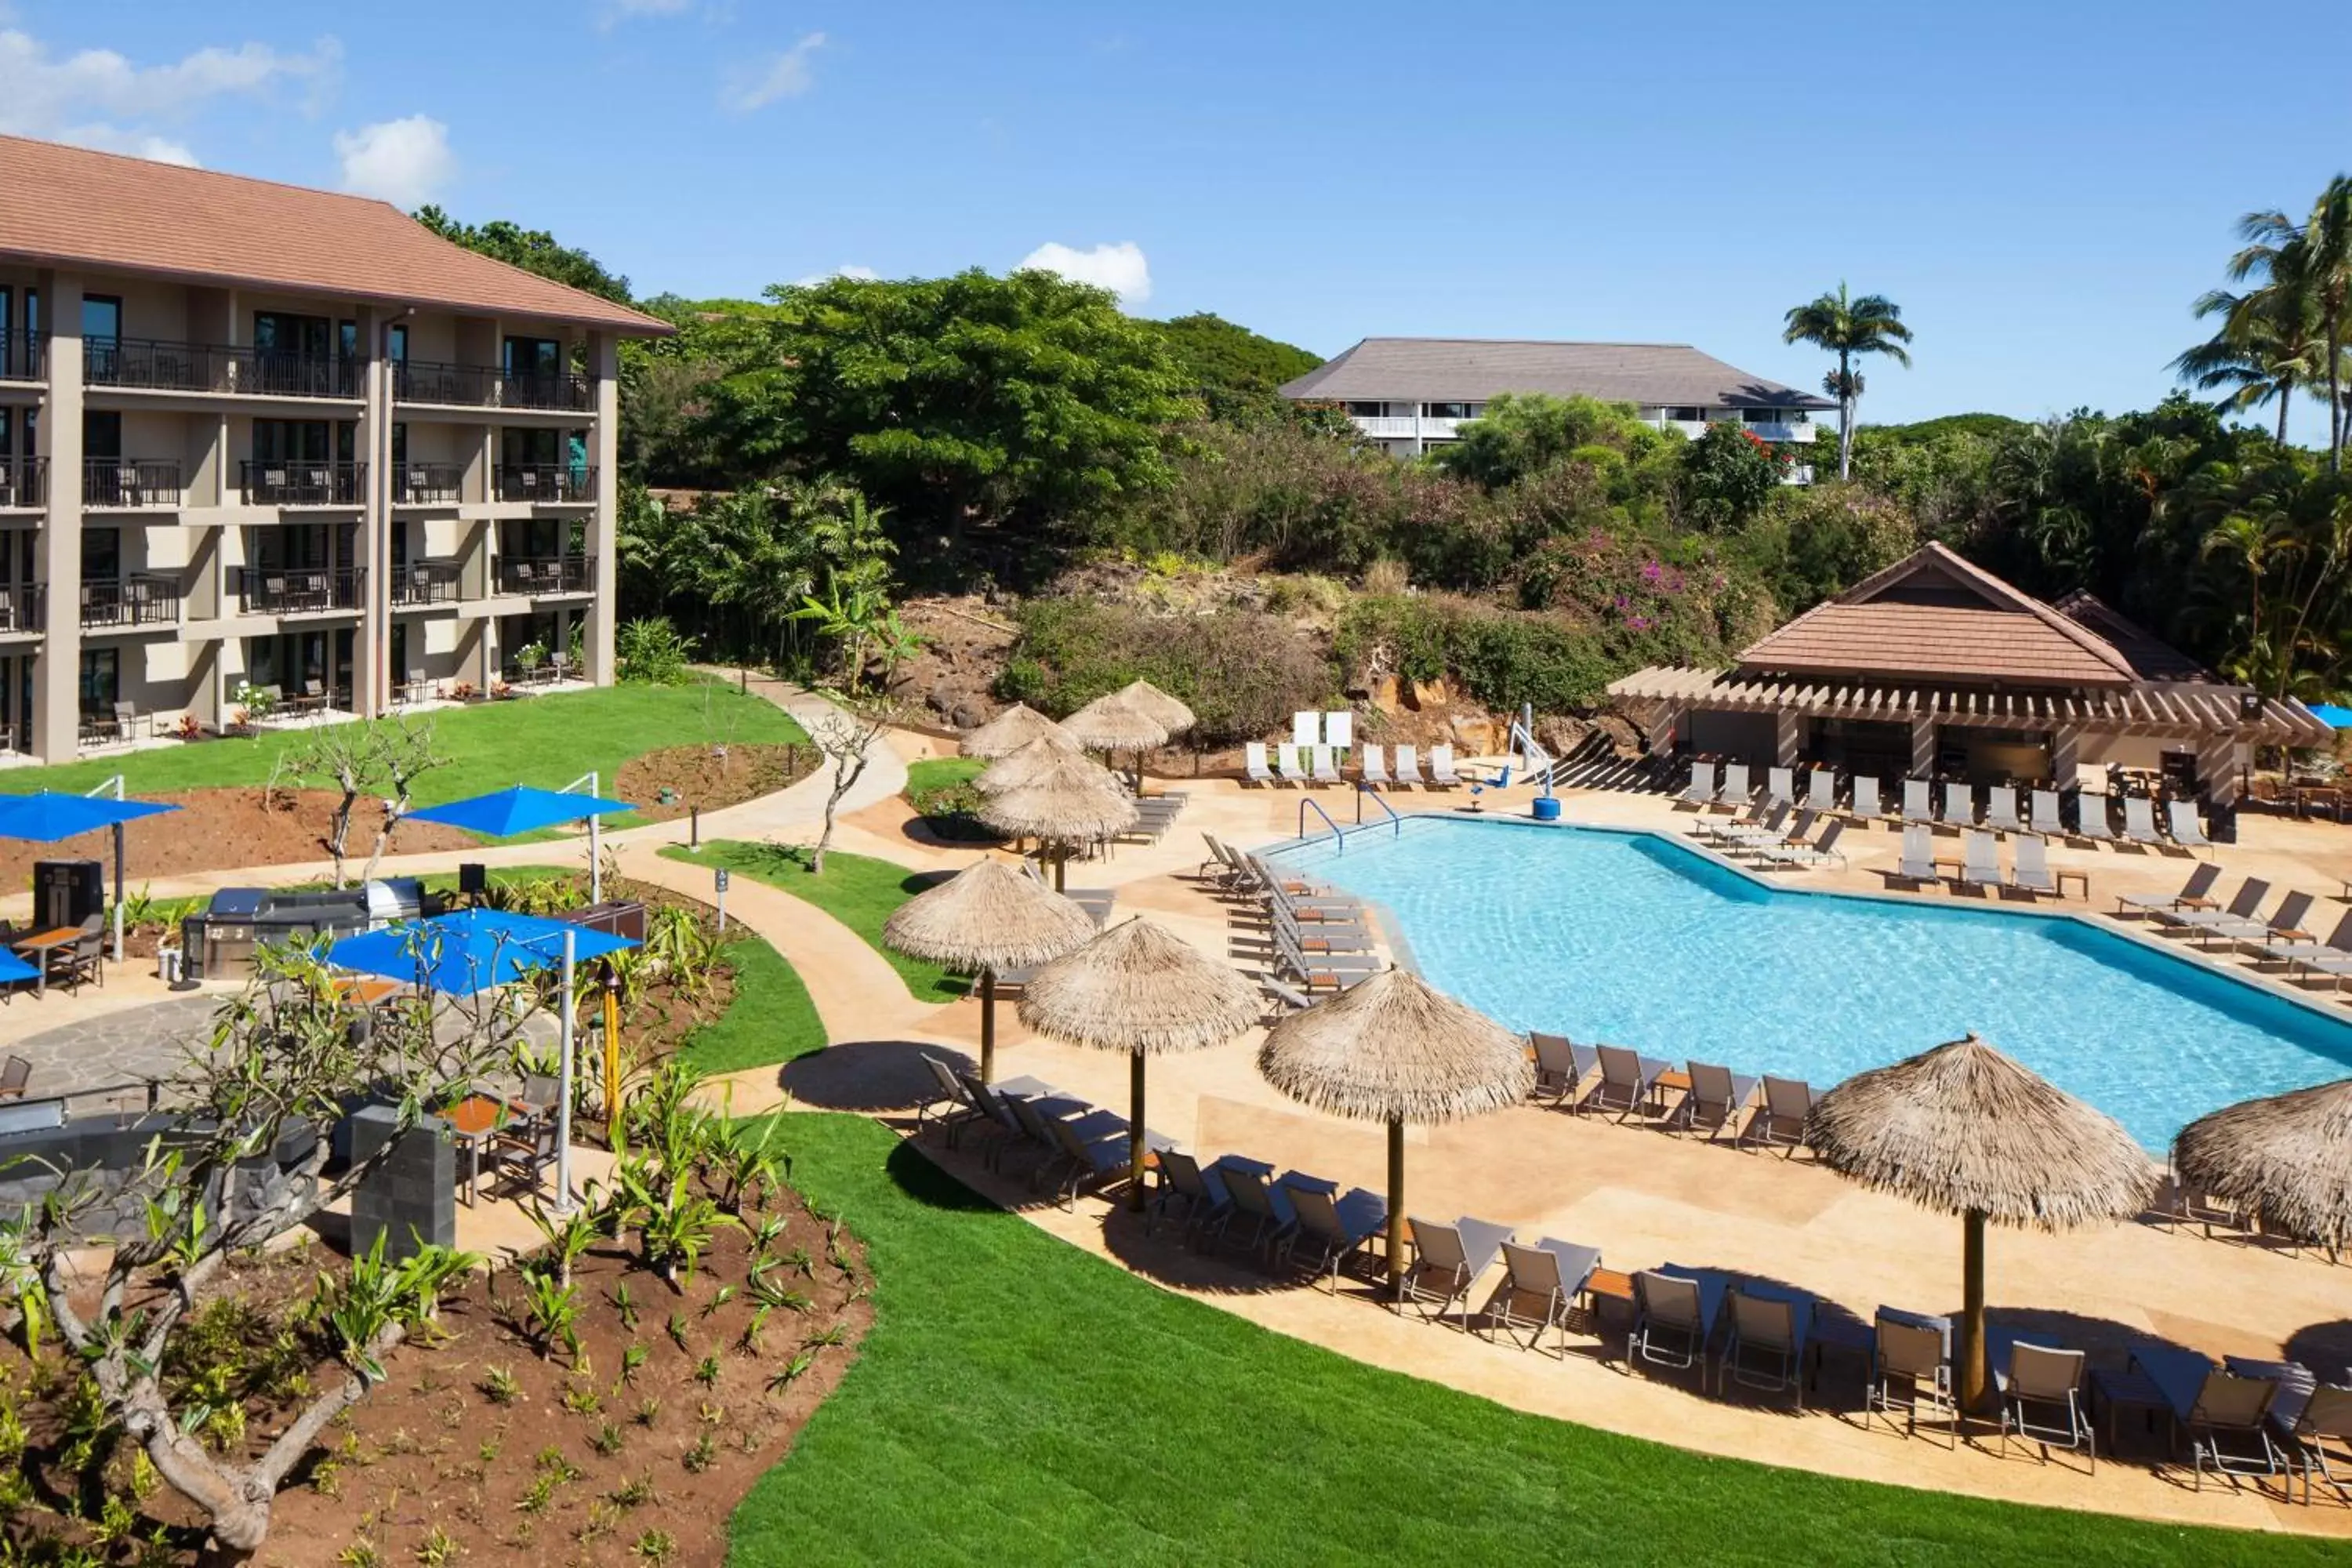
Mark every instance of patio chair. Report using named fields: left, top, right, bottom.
left=1761, top=817, right=1847, bottom=871
left=1359, top=743, right=1391, bottom=789
left=1677, top=759, right=1719, bottom=809
left=2275, top=908, right=2352, bottom=978
left=2122, top=795, right=2165, bottom=848
left=2232, top=891, right=2320, bottom=958
left=2118, top=862, right=2223, bottom=918
left=1272, top=743, right=1308, bottom=786
left=488, top=1120, right=558, bottom=1195
left=1896, top=823, right=1938, bottom=885
left=1392, top=744, right=1425, bottom=789
left=0, top=1057, right=28, bottom=1100
left=1309, top=746, right=1342, bottom=786
left=2073, top=790, right=2116, bottom=843
left=2167, top=800, right=2216, bottom=857
left=1219, top=1162, right=1301, bottom=1265
left=1715, top=763, right=1752, bottom=811
left=112, top=701, right=144, bottom=742
left=1998, top=1341, right=2096, bottom=1473
left=2010, top=833, right=2057, bottom=897
left=1698, top=801, right=1788, bottom=848
left=1957, top=829, right=2002, bottom=891
left=917, top=1054, right=979, bottom=1143
left=2031, top=789, right=2067, bottom=837
left=1428, top=745, right=1463, bottom=789
left=1397, top=1214, right=1514, bottom=1326
left=1000, top=1090, right=1081, bottom=1183
left=1719, top=1287, right=1812, bottom=1406
left=1629, top=1266, right=1725, bottom=1372
left=1940, top=781, right=1975, bottom=827
left=1984, top=786, right=2024, bottom=834
left=1584, top=1044, right=1670, bottom=1121
left=1901, top=778, right=1933, bottom=822
left=1868, top=1308, right=1957, bottom=1445
left=955, top=1073, right=1035, bottom=1171
left=1763, top=766, right=1795, bottom=808
left=1850, top=775, right=1885, bottom=822
left=1281, top=1178, right=1388, bottom=1290
left=1805, top=768, right=1838, bottom=814
left=1742, top=1076, right=1813, bottom=1154
left=1676, top=1060, right=1759, bottom=1140
left=1243, top=742, right=1275, bottom=786
left=1530, top=1031, right=1599, bottom=1109
left=49, top=930, right=103, bottom=993
left=1485, top=1237, right=1602, bottom=1356
left=2153, top=877, right=2269, bottom=939
left=2269, top=1374, right=2352, bottom=1505
left=2136, top=1346, right=2281, bottom=1489
left=1043, top=1110, right=1167, bottom=1210
left=1147, top=1149, right=1232, bottom=1243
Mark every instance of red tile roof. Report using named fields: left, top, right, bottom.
left=0, top=135, right=670, bottom=335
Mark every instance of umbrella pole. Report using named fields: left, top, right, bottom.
left=979, top=967, right=997, bottom=1083
left=111, top=822, right=125, bottom=964
left=1053, top=843, right=1067, bottom=892
left=1961, top=1207, right=1987, bottom=1414
left=1128, top=1049, right=1149, bottom=1213
left=554, top=928, right=578, bottom=1214
left=1386, top=1117, right=1406, bottom=1306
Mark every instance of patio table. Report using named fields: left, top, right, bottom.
left=443, top=1094, right=524, bottom=1207
left=10, top=927, right=82, bottom=996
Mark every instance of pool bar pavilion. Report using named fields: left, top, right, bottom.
left=1607, top=543, right=2330, bottom=811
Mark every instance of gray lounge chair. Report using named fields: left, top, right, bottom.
left=918, top=1053, right=979, bottom=1142
left=1218, top=1162, right=1300, bottom=1264
left=2137, top=1346, right=2282, bottom=1488
left=2030, top=788, right=2067, bottom=838
left=1281, top=1178, right=1387, bottom=1290
left=1763, top=766, right=1796, bottom=809
left=1428, top=745, right=1463, bottom=789
left=1675, top=1060, right=1758, bottom=1141
left=1148, top=1149, right=1235, bottom=1243
left=1243, top=742, right=1275, bottom=786
left=2122, top=795, right=2165, bottom=848
left=1585, top=1044, right=1670, bottom=1121
left=2010, top=833, right=2057, bottom=897
left=2154, top=877, right=2269, bottom=938
left=1719, top=1287, right=1813, bottom=1406
left=1901, top=778, right=1933, bottom=822
left=1760, top=817, right=1847, bottom=870
left=1630, top=1265, right=1726, bottom=1372
left=1678, top=760, right=1718, bottom=809
left=1868, top=1308, right=1957, bottom=1446
left=1485, top=1237, right=1603, bottom=1356
left=1805, top=768, right=1838, bottom=814
left=1743, top=1076, right=1813, bottom=1154
left=1398, top=1214, right=1514, bottom=1327
left=1528, top=1031, right=1596, bottom=1109
left=2245, top=1363, right=2352, bottom=1504
left=2073, top=791, right=2116, bottom=843
left=2167, top=799, right=2215, bottom=856
left=1850, top=775, right=1885, bottom=822
left=2117, top=862, right=2222, bottom=918
left=1714, top=762, right=1752, bottom=811
left=2266, top=906, right=2352, bottom=967
left=1896, top=823, right=1938, bottom=884
left=1940, top=782, right=1975, bottom=827
left=2230, top=891, right=2319, bottom=958
left=1957, top=829, right=2001, bottom=891
left=1392, top=745, right=1425, bottom=789
left=1984, top=786, right=2024, bottom=834
left=1998, top=1341, right=2096, bottom=1473
left=1359, top=744, right=1391, bottom=790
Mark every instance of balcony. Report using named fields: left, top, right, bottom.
left=1348, top=415, right=1465, bottom=441
left=83, top=459, right=183, bottom=509
left=497, top=555, right=595, bottom=597
left=396, top=358, right=594, bottom=412
left=0, top=583, right=44, bottom=634
left=237, top=567, right=366, bottom=615
left=0, top=329, right=43, bottom=381
left=495, top=466, right=597, bottom=504
left=0, top=457, right=44, bottom=509
left=241, top=460, right=367, bottom=507
left=391, top=561, right=464, bottom=607
left=79, top=574, right=180, bottom=630
left=392, top=463, right=466, bottom=505
left=83, top=338, right=357, bottom=399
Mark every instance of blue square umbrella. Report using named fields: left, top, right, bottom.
left=0, top=789, right=183, bottom=962
left=405, top=785, right=635, bottom=901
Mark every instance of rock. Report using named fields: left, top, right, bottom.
left=1534, top=715, right=1588, bottom=757
left=949, top=698, right=987, bottom=730
left=1450, top=713, right=1497, bottom=754
left=1370, top=673, right=1402, bottom=716
left=1343, top=662, right=1377, bottom=700
left=1406, top=677, right=1450, bottom=710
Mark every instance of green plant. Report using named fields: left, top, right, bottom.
left=767, top=1349, right=817, bottom=1395
left=612, top=1281, right=641, bottom=1331
left=634, top=1527, right=679, bottom=1563
left=619, top=1342, right=649, bottom=1385
left=692, top=1354, right=720, bottom=1388
left=710, top=1116, right=792, bottom=1215
left=523, top=1200, right=601, bottom=1289
left=336, top=1541, right=382, bottom=1568
left=611, top=1474, right=656, bottom=1509
left=563, top=1381, right=604, bottom=1416
left=515, top=1472, right=559, bottom=1516
left=699, top=1283, right=737, bottom=1318
left=413, top=1525, right=460, bottom=1566
left=615, top=618, right=697, bottom=685
left=666, top=1312, right=691, bottom=1353
left=633, top=1396, right=662, bottom=1428
left=480, top=1365, right=520, bottom=1406
left=517, top=1264, right=583, bottom=1362
left=681, top=1432, right=716, bottom=1474
left=591, top=1421, right=626, bottom=1457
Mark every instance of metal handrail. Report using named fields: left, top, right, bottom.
left=1298, top=796, right=1343, bottom=851
left=1355, top=785, right=1403, bottom=837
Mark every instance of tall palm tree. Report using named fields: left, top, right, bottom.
left=1782, top=283, right=1914, bottom=480
left=2172, top=284, right=2321, bottom=444
left=2230, top=176, right=2352, bottom=470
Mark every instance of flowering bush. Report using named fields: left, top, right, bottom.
left=173, top=713, right=205, bottom=740
left=450, top=682, right=480, bottom=702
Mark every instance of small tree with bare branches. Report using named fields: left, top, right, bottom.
left=275, top=716, right=452, bottom=886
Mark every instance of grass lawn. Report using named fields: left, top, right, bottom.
left=678, top=935, right=828, bottom=1076
left=731, top=1116, right=2352, bottom=1566
left=902, top=756, right=984, bottom=797
left=661, top=840, right=967, bottom=1003
left=0, top=683, right=804, bottom=823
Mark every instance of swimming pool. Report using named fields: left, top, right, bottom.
left=1275, top=815, right=2352, bottom=1151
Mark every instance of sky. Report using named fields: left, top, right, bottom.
left=6, top=2, right=2352, bottom=441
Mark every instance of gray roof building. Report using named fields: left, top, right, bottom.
left=1278, top=337, right=1835, bottom=411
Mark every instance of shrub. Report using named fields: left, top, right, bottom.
left=902, top=757, right=994, bottom=841
left=615, top=618, right=697, bottom=685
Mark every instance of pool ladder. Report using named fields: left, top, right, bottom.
left=1298, top=786, right=1403, bottom=855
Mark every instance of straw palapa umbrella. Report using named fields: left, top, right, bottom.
left=1805, top=1033, right=2157, bottom=1411
left=2175, top=1078, right=2352, bottom=1256
left=978, top=758, right=1137, bottom=891
left=1018, top=917, right=1259, bottom=1211
left=881, top=859, right=1096, bottom=1082
left=1258, top=968, right=1532, bottom=1295
left=978, top=729, right=1091, bottom=795
left=959, top=702, right=1069, bottom=760
left=1112, top=679, right=1196, bottom=738
left=1062, top=690, right=1170, bottom=791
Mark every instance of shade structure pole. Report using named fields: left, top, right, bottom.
left=1053, top=843, right=1067, bottom=892
left=111, top=822, right=125, bottom=964
left=978, top=967, right=997, bottom=1083
left=1128, top=1049, right=1149, bottom=1213
left=1386, top=1118, right=1406, bottom=1305
left=1960, top=1207, right=1987, bottom=1412
left=589, top=771, right=601, bottom=903
left=602, top=982, right=623, bottom=1154
left=554, top=927, right=578, bottom=1214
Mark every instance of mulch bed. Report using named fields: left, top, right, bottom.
left=615, top=744, right=817, bottom=824
left=0, top=787, right=480, bottom=888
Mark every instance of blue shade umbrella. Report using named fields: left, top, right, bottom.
left=0, top=789, right=184, bottom=963
left=405, top=785, right=634, bottom=901
left=2308, top=703, right=2352, bottom=730
left=0, top=949, right=38, bottom=987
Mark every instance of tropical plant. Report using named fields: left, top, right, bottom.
left=2173, top=281, right=2323, bottom=443
left=1782, top=282, right=1915, bottom=480
left=2223, top=176, right=2352, bottom=470
left=614, top=617, right=697, bottom=684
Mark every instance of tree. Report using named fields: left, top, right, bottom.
left=412, top=206, right=633, bottom=305
left=1148, top=312, right=1323, bottom=425
left=2173, top=281, right=2321, bottom=444
left=797, top=599, right=924, bottom=873
left=2226, top=176, right=2352, bottom=470
left=274, top=715, right=450, bottom=887
left=1429, top=392, right=1665, bottom=491
left=1679, top=422, right=1783, bottom=531
left=1782, top=282, right=1915, bottom=480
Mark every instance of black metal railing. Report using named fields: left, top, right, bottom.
left=83, top=338, right=358, bottom=398
left=497, top=555, right=595, bottom=596
left=82, top=459, right=183, bottom=508
left=0, top=582, right=43, bottom=633
left=391, top=463, right=466, bottom=504
left=79, top=574, right=180, bottom=629
left=0, top=456, right=45, bottom=508
left=495, top=466, right=596, bottom=504
left=391, top=561, right=464, bottom=606
left=0, top=329, right=43, bottom=381
left=241, top=460, right=367, bottom=506
left=395, top=358, right=594, bottom=412
left=236, top=567, right=365, bottom=615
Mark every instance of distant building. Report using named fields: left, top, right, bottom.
left=1277, top=337, right=1835, bottom=472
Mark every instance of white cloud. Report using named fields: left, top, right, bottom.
left=1016, top=241, right=1152, bottom=307
left=792, top=264, right=878, bottom=287
left=333, top=114, right=454, bottom=206
left=0, top=27, right=340, bottom=165
left=718, top=32, right=824, bottom=113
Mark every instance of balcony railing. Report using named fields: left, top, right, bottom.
left=495, top=466, right=597, bottom=504
left=83, top=459, right=183, bottom=509
left=237, top=567, right=366, bottom=615
left=241, top=460, right=367, bottom=506
left=497, top=555, right=595, bottom=597
left=79, top=574, right=180, bottom=630
left=0, top=329, right=43, bottom=381
left=395, top=359, right=596, bottom=412
left=83, top=337, right=358, bottom=399
left=0, top=457, right=45, bottom=509
left=391, top=561, right=464, bottom=606
left=0, top=583, right=44, bottom=634
left=391, top=463, right=466, bottom=504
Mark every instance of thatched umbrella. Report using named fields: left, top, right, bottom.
left=977, top=730, right=1091, bottom=795
left=1018, top=917, right=1259, bottom=1211
left=1805, top=1033, right=2157, bottom=1411
left=959, top=702, right=1069, bottom=760
left=1113, top=679, right=1196, bottom=739
left=2175, top=1078, right=2352, bottom=1256
left=1258, top=968, right=1532, bottom=1296
left=880, top=859, right=1095, bottom=1082
left=978, top=759, right=1137, bottom=891
left=1062, top=691, right=1171, bottom=791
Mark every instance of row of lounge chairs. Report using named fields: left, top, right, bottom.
left=1689, top=806, right=1849, bottom=871
left=2122, top=866, right=2352, bottom=990
left=921, top=1059, right=1174, bottom=1210
left=1679, top=763, right=2212, bottom=852
left=1117, top=786, right=1189, bottom=844
left=1527, top=1033, right=1815, bottom=1151
left=1892, top=825, right=2073, bottom=898
left=1243, top=742, right=1464, bottom=790
left=1200, top=836, right=1388, bottom=999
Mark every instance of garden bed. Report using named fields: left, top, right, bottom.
left=0, top=786, right=480, bottom=887
left=615, top=742, right=818, bottom=823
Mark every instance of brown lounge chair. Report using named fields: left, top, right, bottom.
left=0, top=1056, right=29, bottom=1099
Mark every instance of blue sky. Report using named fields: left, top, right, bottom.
left=6, top=2, right=2352, bottom=438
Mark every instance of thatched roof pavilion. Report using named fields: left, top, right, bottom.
left=1806, top=1033, right=2157, bottom=1408
left=1019, top=917, right=1260, bottom=1210
left=1112, top=679, right=1196, bottom=737
left=978, top=730, right=1092, bottom=795
left=978, top=760, right=1137, bottom=891
left=1258, top=968, right=1532, bottom=1292
left=2175, top=1078, right=2352, bottom=1255
left=880, top=859, right=1096, bottom=1080
left=1061, top=691, right=1170, bottom=753
left=959, top=702, right=1069, bottom=760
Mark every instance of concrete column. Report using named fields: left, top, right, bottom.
left=2196, top=733, right=2247, bottom=808
left=586, top=332, right=619, bottom=684
left=1643, top=702, right=1683, bottom=756
left=355, top=306, right=392, bottom=717
left=1908, top=717, right=1937, bottom=778
left=34, top=269, right=83, bottom=761
left=2049, top=724, right=2083, bottom=789
left=1774, top=710, right=1803, bottom=767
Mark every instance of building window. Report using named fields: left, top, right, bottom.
left=503, top=336, right=563, bottom=378
left=1743, top=408, right=1786, bottom=425
left=78, top=648, right=118, bottom=717
left=1664, top=406, right=1703, bottom=423
left=82, top=528, right=121, bottom=583
left=1424, top=402, right=1472, bottom=419
left=254, top=312, right=332, bottom=359
left=1345, top=401, right=1382, bottom=417
left=1464, top=403, right=1486, bottom=419
left=82, top=296, right=122, bottom=345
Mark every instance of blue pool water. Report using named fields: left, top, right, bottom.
left=1276, top=816, right=2352, bottom=1151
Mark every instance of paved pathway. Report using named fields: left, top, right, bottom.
left=9, top=994, right=216, bottom=1103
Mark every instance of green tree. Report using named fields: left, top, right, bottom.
left=1150, top=312, right=1323, bottom=425
left=1678, top=423, right=1782, bottom=531
left=2226, top=176, right=2352, bottom=470
left=1781, top=283, right=1915, bottom=480
left=1430, top=392, right=1665, bottom=490
left=2173, top=280, right=2321, bottom=444
left=412, top=206, right=633, bottom=304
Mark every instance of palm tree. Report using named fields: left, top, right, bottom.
left=2199, top=498, right=2304, bottom=682
left=1782, top=283, right=1914, bottom=481
left=2230, top=176, right=2352, bottom=470
left=2172, top=284, right=2321, bottom=444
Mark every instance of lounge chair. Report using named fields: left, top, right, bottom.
left=1940, top=782, right=1975, bottom=827
left=1805, top=768, right=1838, bottom=814
left=1485, top=1237, right=1603, bottom=1356
left=1584, top=1044, right=1670, bottom=1122
left=1219, top=1162, right=1300, bottom=1265
left=1675, top=1061, right=1759, bottom=1140
left=1392, top=745, right=1425, bottom=789
left=2010, top=833, right=2057, bottom=897
left=2122, top=795, right=2165, bottom=848
left=1956, top=829, right=2002, bottom=891
left=2117, top=862, right=2222, bottom=919
left=1428, top=745, right=1463, bottom=789
left=2251, top=1365, right=2352, bottom=1504
left=1678, top=760, right=1719, bottom=809
left=1243, top=742, right=1275, bottom=786
left=1197, top=833, right=1247, bottom=890
left=1984, top=786, right=2024, bottom=834
left=1272, top=743, right=1308, bottom=786
left=2031, top=789, right=2067, bottom=837
left=1900, top=778, right=1933, bottom=822
left=2136, top=1346, right=2282, bottom=1488
left=1630, top=1266, right=1725, bottom=1372
left=953, top=1074, right=1033, bottom=1171
left=1760, top=817, right=1846, bottom=870
left=1359, top=743, right=1390, bottom=789
left=1281, top=1178, right=1387, bottom=1290
left=1309, top=746, right=1342, bottom=786
left=1998, top=1341, right=2096, bottom=1473
left=917, top=1054, right=979, bottom=1143
left=1276, top=928, right=1382, bottom=990
left=1849, top=775, right=1883, bottom=822
left=1528, top=1031, right=1596, bottom=1109
left=1724, top=807, right=1809, bottom=855
left=1270, top=901, right=1375, bottom=955
left=1716, top=763, right=1753, bottom=811
left=1720, top=1287, right=1813, bottom=1406
left=2232, top=891, right=2320, bottom=959
left=1763, top=766, right=1795, bottom=809
left=2153, top=877, right=2269, bottom=939
left=1398, top=1215, right=1515, bottom=1326
left=1699, top=802, right=1788, bottom=848
left=1743, top=1076, right=1813, bottom=1153
left=0, top=1056, right=27, bottom=1100
left=2073, top=791, right=2116, bottom=843
left=2167, top=800, right=2216, bottom=856
left=1043, top=1110, right=1172, bottom=1210
left=2271, top=907, right=2352, bottom=971
left=1148, top=1149, right=1235, bottom=1243
left=1260, top=977, right=1316, bottom=1016
left=1868, top=1308, right=1957, bottom=1445
left=1896, top=823, right=1938, bottom=885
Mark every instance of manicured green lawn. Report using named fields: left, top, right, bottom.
left=731, top=1115, right=2352, bottom=1567
left=902, top=756, right=985, bottom=797
left=678, top=935, right=828, bottom=1076
left=660, top=841, right=968, bottom=1003
left=1, top=684, right=804, bottom=825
